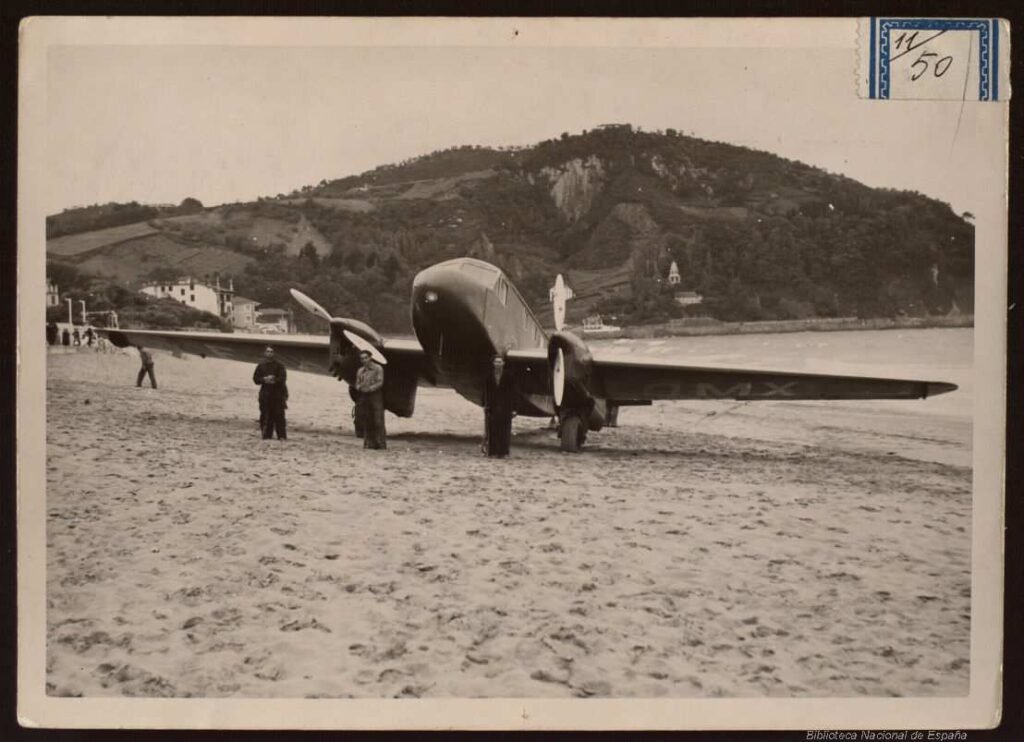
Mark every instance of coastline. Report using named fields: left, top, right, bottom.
left=573, top=314, right=974, bottom=340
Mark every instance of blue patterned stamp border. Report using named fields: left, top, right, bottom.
left=868, top=17, right=1002, bottom=101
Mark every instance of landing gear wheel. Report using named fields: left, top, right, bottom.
left=559, top=414, right=586, bottom=453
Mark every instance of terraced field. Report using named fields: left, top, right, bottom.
left=70, top=233, right=254, bottom=283
left=46, top=222, right=159, bottom=257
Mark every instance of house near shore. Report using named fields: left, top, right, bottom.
left=231, top=296, right=259, bottom=331
left=138, top=274, right=235, bottom=320
left=674, top=290, right=703, bottom=306
left=254, top=307, right=293, bottom=334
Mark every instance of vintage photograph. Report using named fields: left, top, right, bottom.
left=18, top=16, right=1006, bottom=730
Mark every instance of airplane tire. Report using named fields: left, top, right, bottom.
left=560, top=414, right=585, bottom=453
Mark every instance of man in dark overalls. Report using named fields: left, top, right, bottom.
left=253, top=346, right=288, bottom=440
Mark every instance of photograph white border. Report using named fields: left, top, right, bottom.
left=17, top=15, right=1007, bottom=730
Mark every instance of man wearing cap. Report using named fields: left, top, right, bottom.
left=355, top=349, right=386, bottom=449
left=253, top=346, right=288, bottom=440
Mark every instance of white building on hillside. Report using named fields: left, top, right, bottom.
left=668, top=261, right=681, bottom=286
left=139, top=275, right=234, bottom=319
left=47, top=282, right=60, bottom=307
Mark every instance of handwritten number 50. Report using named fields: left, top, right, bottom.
left=911, top=51, right=954, bottom=81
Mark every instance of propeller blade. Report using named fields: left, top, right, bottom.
left=289, top=288, right=334, bottom=323
left=344, top=329, right=388, bottom=366
left=551, top=274, right=570, bottom=332
left=552, top=347, right=565, bottom=406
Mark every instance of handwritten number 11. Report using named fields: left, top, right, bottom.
left=910, top=50, right=954, bottom=81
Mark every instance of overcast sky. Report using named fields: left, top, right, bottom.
left=41, top=19, right=1001, bottom=216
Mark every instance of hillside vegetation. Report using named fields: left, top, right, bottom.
left=46, top=125, right=974, bottom=333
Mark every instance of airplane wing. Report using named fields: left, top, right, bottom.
left=506, top=348, right=956, bottom=401
left=100, top=328, right=434, bottom=382
left=101, top=328, right=956, bottom=401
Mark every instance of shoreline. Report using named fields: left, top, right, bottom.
left=51, top=313, right=972, bottom=343
left=573, top=315, right=974, bottom=340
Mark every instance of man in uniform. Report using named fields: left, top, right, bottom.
left=253, top=346, right=288, bottom=440
left=354, top=350, right=386, bottom=449
left=135, top=345, right=157, bottom=388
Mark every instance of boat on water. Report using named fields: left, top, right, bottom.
left=581, top=314, right=622, bottom=336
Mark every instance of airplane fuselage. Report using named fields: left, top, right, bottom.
left=411, top=258, right=554, bottom=416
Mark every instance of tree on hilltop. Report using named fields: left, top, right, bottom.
left=178, top=197, right=204, bottom=213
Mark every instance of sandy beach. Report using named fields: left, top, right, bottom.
left=43, top=331, right=973, bottom=699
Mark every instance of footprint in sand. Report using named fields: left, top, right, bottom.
left=96, top=663, right=178, bottom=697
left=280, top=617, right=331, bottom=633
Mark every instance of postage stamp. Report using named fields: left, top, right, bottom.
left=860, top=17, right=1009, bottom=100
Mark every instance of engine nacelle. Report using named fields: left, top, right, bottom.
left=329, top=318, right=416, bottom=417
left=548, top=331, right=606, bottom=432
left=328, top=319, right=383, bottom=374
left=548, top=331, right=592, bottom=403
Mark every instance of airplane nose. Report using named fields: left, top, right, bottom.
left=415, top=286, right=446, bottom=314
left=412, top=259, right=488, bottom=317
left=414, top=271, right=463, bottom=312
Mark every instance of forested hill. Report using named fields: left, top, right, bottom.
left=47, top=124, right=974, bottom=333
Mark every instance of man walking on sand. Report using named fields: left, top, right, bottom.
left=136, top=345, right=157, bottom=389
left=355, top=349, right=386, bottom=449
left=254, top=345, right=288, bottom=440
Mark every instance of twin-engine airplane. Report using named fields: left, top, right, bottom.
left=103, top=257, right=956, bottom=453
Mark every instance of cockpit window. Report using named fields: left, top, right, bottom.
left=460, top=261, right=499, bottom=287
left=497, top=278, right=508, bottom=304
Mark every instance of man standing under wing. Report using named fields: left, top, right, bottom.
left=253, top=346, right=288, bottom=440
left=355, top=349, right=386, bottom=449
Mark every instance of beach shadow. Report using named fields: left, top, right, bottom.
left=386, top=427, right=557, bottom=451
